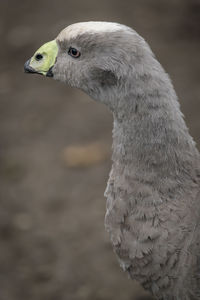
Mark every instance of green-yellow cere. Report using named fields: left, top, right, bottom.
left=30, top=40, right=58, bottom=75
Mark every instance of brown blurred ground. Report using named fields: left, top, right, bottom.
left=0, top=1, right=200, bottom=299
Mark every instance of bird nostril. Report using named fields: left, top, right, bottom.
left=35, top=53, right=43, bottom=61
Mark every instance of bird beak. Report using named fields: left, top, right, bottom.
left=24, top=40, right=58, bottom=77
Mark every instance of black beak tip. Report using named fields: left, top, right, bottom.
left=24, top=59, right=37, bottom=74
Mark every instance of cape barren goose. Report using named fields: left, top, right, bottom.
left=24, top=22, right=200, bottom=300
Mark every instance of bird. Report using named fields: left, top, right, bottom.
left=24, top=21, right=200, bottom=300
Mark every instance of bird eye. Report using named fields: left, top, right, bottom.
left=35, top=53, right=43, bottom=61
left=68, top=47, right=81, bottom=58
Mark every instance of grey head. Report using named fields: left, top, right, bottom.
left=24, top=21, right=159, bottom=112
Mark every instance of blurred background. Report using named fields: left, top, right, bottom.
left=0, top=0, right=200, bottom=299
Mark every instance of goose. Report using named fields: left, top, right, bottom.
left=24, top=21, right=200, bottom=300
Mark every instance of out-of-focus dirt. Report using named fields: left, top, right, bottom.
left=0, top=1, right=200, bottom=299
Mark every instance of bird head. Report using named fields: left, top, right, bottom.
left=24, top=21, right=153, bottom=110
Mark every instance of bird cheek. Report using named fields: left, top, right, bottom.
left=51, top=64, right=65, bottom=83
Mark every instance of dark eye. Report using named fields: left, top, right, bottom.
left=35, top=53, right=43, bottom=61
left=68, top=47, right=81, bottom=58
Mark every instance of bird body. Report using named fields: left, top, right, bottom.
left=24, top=22, right=200, bottom=299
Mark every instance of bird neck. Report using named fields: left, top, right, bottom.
left=111, top=74, right=199, bottom=196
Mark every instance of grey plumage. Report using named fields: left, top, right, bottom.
left=25, top=22, right=200, bottom=300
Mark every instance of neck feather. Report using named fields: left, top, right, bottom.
left=111, top=67, right=198, bottom=196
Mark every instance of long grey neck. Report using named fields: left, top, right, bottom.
left=111, top=68, right=199, bottom=197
